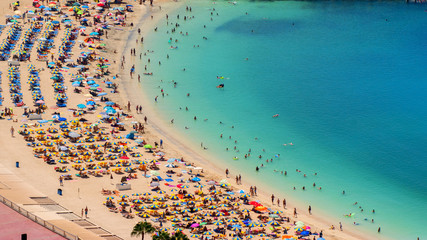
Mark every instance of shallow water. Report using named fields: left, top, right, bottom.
left=139, top=1, right=427, bottom=238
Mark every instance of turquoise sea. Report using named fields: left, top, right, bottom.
left=138, top=1, right=427, bottom=239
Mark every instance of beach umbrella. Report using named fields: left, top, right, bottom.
left=258, top=223, right=267, bottom=227
left=190, top=234, right=200, bottom=238
left=295, top=221, right=305, bottom=227
left=144, top=144, right=152, bottom=149
left=120, top=194, right=129, bottom=198
left=171, top=218, right=180, bottom=222
left=69, top=132, right=80, bottom=138
left=204, top=197, right=215, bottom=201
left=213, top=220, right=223, bottom=226
left=193, top=215, right=202, bottom=220
left=232, top=237, right=242, bottom=240
left=247, top=222, right=258, bottom=228
left=203, top=231, right=213, bottom=236
left=268, top=221, right=280, bottom=226
left=182, top=217, right=192, bottom=221
left=143, top=192, right=151, bottom=196
left=150, top=204, right=159, bottom=209
left=139, top=213, right=150, bottom=218
left=159, top=227, right=170, bottom=232
left=223, top=196, right=232, bottom=200
left=173, top=228, right=183, bottom=232
left=106, top=197, right=114, bottom=200
left=208, top=205, right=217, bottom=210
left=258, top=233, right=268, bottom=237
left=227, top=219, right=237, bottom=224
left=181, top=209, right=190, bottom=213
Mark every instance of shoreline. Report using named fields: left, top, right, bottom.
left=116, top=1, right=382, bottom=240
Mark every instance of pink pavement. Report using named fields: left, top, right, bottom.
left=0, top=202, right=66, bottom=240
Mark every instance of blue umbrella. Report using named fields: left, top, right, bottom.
left=58, top=117, right=67, bottom=122
left=192, top=177, right=201, bottom=182
left=89, top=32, right=99, bottom=36
left=105, top=101, right=114, bottom=106
left=77, top=104, right=86, bottom=109
left=105, top=109, right=116, bottom=114
left=87, top=101, right=95, bottom=105
left=300, top=231, right=310, bottom=236
left=105, top=81, right=113, bottom=85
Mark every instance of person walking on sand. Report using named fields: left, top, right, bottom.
left=85, top=207, right=88, bottom=218
left=225, top=168, right=229, bottom=177
left=308, top=205, right=312, bottom=214
left=283, top=198, right=286, bottom=209
left=271, top=194, right=275, bottom=204
left=81, top=208, right=84, bottom=218
left=59, top=176, right=63, bottom=186
left=294, top=208, right=298, bottom=218
left=10, top=126, right=14, bottom=137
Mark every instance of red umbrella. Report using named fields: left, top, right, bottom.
left=120, top=156, right=129, bottom=159
left=249, top=201, right=262, bottom=207
left=97, top=3, right=104, bottom=7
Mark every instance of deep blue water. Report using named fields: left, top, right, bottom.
left=139, top=1, right=427, bottom=238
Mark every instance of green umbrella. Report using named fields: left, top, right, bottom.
left=144, top=144, right=153, bottom=149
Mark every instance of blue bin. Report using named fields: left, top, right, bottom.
left=57, top=189, right=62, bottom=196
left=16, top=161, right=19, bottom=168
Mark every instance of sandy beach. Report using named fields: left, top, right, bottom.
left=0, top=0, right=385, bottom=239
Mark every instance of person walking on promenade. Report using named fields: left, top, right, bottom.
left=85, top=207, right=88, bottom=218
